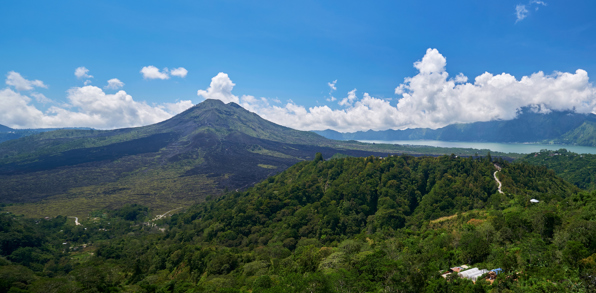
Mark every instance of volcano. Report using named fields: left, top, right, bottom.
left=0, top=99, right=392, bottom=217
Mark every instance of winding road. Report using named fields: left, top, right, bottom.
left=151, top=207, right=182, bottom=222
left=493, top=164, right=503, bottom=194
left=68, top=216, right=81, bottom=226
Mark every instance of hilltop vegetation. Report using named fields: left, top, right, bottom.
left=522, top=149, right=596, bottom=191
left=2, top=154, right=594, bottom=292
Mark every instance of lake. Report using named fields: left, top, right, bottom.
left=358, top=140, right=596, bottom=154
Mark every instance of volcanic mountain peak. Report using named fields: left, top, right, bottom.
left=0, top=99, right=327, bottom=158
left=153, top=99, right=327, bottom=145
left=0, top=99, right=387, bottom=216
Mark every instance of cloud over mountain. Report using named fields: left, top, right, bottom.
left=197, top=72, right=240, bottom=104
left=201, top=48, right=596, bottom=132
left=3, top=48, right=594, bottom=132
left=0, top=72, right=193, bottom=129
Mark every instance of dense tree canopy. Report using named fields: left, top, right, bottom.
left=523, top=149, right=596, bottom=190
left=0, top=154, right=593, bottom=292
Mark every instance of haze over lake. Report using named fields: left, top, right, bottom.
left=359, top=140, right=596, bottom=155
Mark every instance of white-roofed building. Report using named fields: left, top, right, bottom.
left=468, top=270, right=488, bottom=282
left=459, top=268, right=489, bottom=282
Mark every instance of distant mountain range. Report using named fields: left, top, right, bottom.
left=0, top=124, right=93, bottom=144
left=0, top=124, right=12, bottom=132
left=314, top=109, right=596, bottom=146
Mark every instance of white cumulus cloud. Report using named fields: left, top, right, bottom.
left=0, top=75, right=193, bottom=129
left=162, top=100, right=194, bottom=114
left=200, top=48, right=596, bottom=132
left=105, top=78, right=125, bottom=90
left=389, top=48, right=596, bottom=129
left=6, top=71, right=48, bottom=91
left=30, top=92, right=52, bottom=103
left=140, top=66, right=187, bottom=79
left=75, top=67, right=93, bottom=85
left=75, top=67, right=93, bottom=79
left=0, top=88, right=46, bottom=128
left=196, top=72, right=240, bottom=104
left=170, top=67, right=188, bottom=78
left=141, top=66, right=170, bottom=80
left=338, top=89, right=357, bottom=107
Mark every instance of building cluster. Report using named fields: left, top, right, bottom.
left=441, top=266, right=503, bottom=283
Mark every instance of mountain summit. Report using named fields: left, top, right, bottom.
left=151, top=99, right=326, bottom=145
left=0, top=99, right=387, bottom=217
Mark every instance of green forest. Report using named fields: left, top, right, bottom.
left=522, top=149, right=596, bottom=190
left=2, top=154, right=596, bottom=292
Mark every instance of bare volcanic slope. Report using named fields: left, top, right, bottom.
left=0, top=99, right=394, bottom=217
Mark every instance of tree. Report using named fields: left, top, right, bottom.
left=460, top=232, right=490, bottom=264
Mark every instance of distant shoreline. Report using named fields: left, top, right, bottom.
left=357, top=139, right=596, bottom=155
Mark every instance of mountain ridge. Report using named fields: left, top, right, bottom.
left=314, top=109, right=596, bottom=146
left=0, top=124, right=12, bottom=132
left=0, top=99, right=398, bottom=217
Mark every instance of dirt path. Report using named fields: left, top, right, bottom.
left=68, top=216, right=81, bottom=226
left=151, top=207, right=182, bottom=222
left=493, top=164, right=503, bottom=194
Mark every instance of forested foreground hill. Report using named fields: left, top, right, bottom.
left=522, top=149, right=596, bottom=191
left=2, top=154, right=595, bottom=292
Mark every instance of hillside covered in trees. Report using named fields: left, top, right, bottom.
left=522, top=149, right=596, bottom=191
left=2, top=154, right=594, bottom=292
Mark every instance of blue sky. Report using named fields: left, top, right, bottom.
left=1, top=0, right=596, bottom=131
